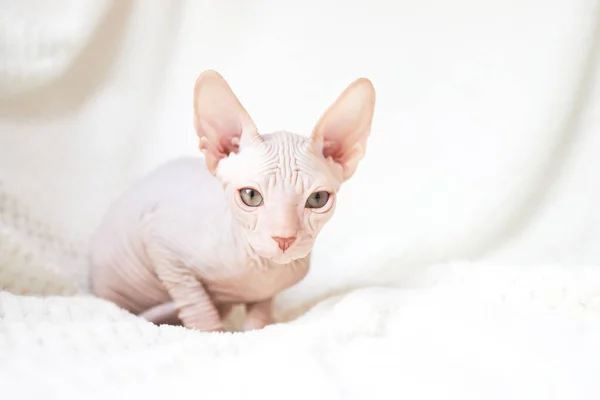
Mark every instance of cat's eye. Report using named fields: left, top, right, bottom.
left=239, top=188, right=263, bottom=207
left=305, top=191, right=330, bottom=209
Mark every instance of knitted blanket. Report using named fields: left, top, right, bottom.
left=2, top=262, right=600, bottom=400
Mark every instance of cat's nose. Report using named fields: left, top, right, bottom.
left=271, top=236, right=296, bottom=252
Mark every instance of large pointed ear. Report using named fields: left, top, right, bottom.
left=193, top=70, right=260, bottom=174
left=311, top=77, right=376, bottom=181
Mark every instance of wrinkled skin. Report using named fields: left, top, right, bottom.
left=90, top=70, right=376, bottom=332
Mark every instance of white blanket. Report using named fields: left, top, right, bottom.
left=2, top=262, right=600, bottom=399
left=2, top=0, right=600, bottom=398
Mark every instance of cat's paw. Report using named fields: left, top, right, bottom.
left=242, top=316, right=272, bottom=332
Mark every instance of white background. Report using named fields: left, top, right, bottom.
left=1, top=0, right=599, bottom=310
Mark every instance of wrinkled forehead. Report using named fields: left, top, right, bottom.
left=217, top=131, right=338, bottom=192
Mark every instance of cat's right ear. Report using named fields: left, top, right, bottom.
left=193, top=70, right=260, bottom=174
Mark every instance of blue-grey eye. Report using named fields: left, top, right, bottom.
left=305, top=191, right=330, bottom=209
left=239, top=188, right=263, bottom=207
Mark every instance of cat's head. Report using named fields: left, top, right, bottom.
left=193, top=70, right=375, bottom=264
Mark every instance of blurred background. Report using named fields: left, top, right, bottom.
left=1, top=0, right=599, bottom=316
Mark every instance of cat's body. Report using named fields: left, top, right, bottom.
left=91, top=143, right=310, bottom=331
left=90, top=70, right=375, bottom=332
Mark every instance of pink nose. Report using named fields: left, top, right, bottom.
left=272, top=236, right=297, bottom=252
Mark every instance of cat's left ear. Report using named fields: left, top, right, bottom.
left=193, top=70, right=260, bottom=174
left=311, top=77, right=376, bottom=181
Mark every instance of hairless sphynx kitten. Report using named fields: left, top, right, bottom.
left=89, top=70, right=376, bottom=332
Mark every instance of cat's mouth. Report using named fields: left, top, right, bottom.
left=267, top=248, right=310, bottom=265
left=247, top=234, right=310, bottom=264
left=268, top=254, right=296, bottom=264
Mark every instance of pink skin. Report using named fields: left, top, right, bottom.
left=89, top=70, right=376, bottom=332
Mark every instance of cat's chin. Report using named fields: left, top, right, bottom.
left=267, top=253, right=305, bottom=265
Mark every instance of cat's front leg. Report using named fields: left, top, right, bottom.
left=243, top=298, right=273, bottom=331
left=154, top=262, right=223, bottom=332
